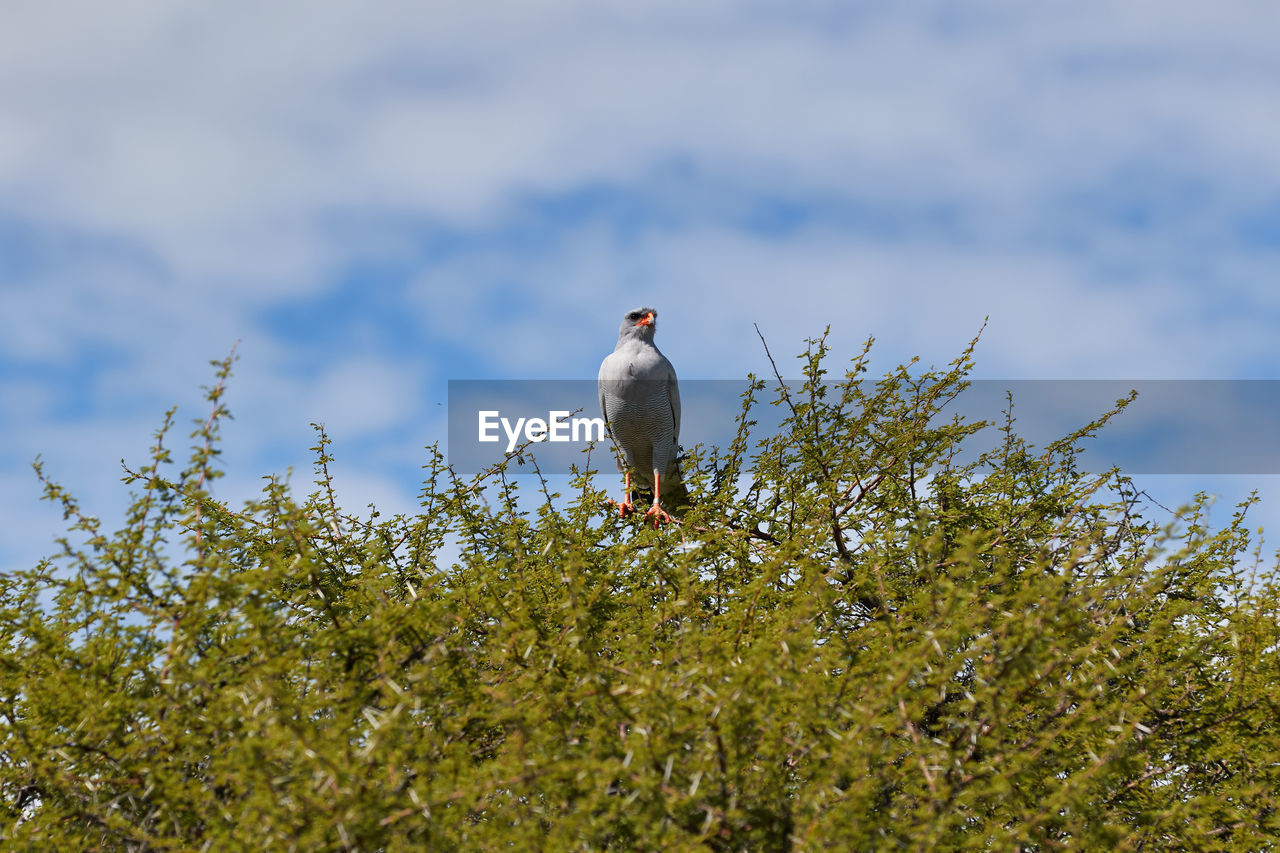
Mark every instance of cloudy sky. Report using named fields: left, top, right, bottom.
left=4, top=1, right=1280, bottom=570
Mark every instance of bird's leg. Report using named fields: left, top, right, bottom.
left=608, top=471, right=636, bottom=518
left=643, top=469, right=672, bottom=528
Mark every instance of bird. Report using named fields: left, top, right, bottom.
left=598, top=306, right=687, bottom=527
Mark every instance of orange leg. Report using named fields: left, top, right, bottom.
left=643, top=470, right=672, bottom=528
left=608, top=471, right=636, bottom=518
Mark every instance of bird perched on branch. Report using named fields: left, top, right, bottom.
left=598, top=306, right=688, bottom=527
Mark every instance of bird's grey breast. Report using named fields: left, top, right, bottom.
left=599, top=349, right=676, bottom=443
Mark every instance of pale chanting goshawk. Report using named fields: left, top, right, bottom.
left=598, top=307, right=686, bottom=527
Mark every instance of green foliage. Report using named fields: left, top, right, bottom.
left=3, top=336, right=1279, bottom=851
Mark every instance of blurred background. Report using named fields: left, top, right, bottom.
left=4, top=1, right=1280, bottom=570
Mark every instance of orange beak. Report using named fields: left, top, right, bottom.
left=636, top=312, right=655, bottom=327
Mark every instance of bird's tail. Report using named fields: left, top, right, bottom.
left=663, top=476, right=692, bottom=514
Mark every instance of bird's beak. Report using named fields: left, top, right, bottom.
left=636, top=313, right=655, bottom=327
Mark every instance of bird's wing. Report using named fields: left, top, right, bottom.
left=667, top=362, right=681, bottom=444
left=597, top=355, right=619, bottom=434
left=597, top=372, right=609, bottom=433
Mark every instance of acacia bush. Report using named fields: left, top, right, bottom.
left=2, top=335, right=1278, bottom=851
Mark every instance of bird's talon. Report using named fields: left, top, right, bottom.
left=644, top=504, right=672, bottom=528
left=607, top=499, right=636, bottom=519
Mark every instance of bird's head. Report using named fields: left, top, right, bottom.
left=620, top=307, right=658, bottom=339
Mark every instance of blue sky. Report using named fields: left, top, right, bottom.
left=4, top=1, right=1280, bottom=570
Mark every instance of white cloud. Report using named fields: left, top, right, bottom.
left=4, top=0, right=1279, bottom=280
left=306, top=358, right=425, bottom=438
